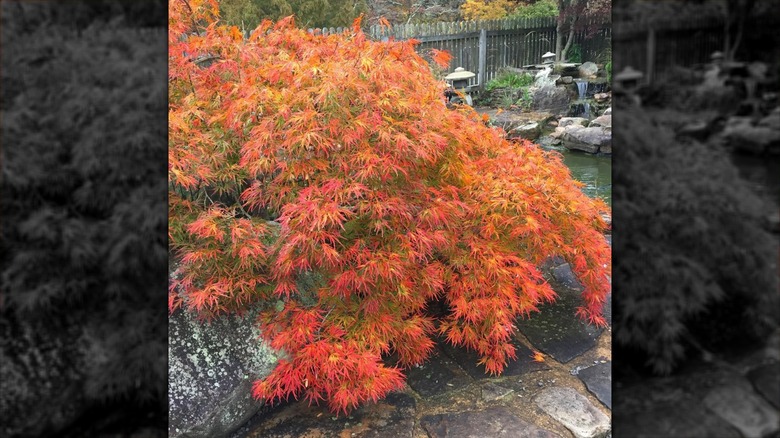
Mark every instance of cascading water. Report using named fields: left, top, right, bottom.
left=534, top=66, right=557, bottom=88
left=573, top=78, right=591, bottom=119
left=575, top=79, right=588, bottom=99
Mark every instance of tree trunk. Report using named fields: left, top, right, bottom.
left=561, top=25, right=575, bottom=62
left=555, top=17, right=564, bottom=61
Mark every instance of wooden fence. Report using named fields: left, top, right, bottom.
left=307, top=17, right=611, bottom=88
left=613, top=17, right=725, bottom=85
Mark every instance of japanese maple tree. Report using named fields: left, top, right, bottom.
left=169, top=0, right=610, bottom=414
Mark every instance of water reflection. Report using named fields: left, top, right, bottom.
left=537, top=137, right=612, bottom=206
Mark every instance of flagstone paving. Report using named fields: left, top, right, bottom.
left=232, top=260, right=614, bottom=438
left=614, top=327, right=780, bottom=438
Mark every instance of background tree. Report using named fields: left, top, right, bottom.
left=218, top=0, right=367, bottom=31
left=555, top=0, right=609, bottom=62
left=170, top=0, right=611, bottom=414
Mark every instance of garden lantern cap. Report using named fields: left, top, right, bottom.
left=614, top=66, right=643, bottom=82
left=711, top=51, right=724, bottom=60
left=445, top=67, right=476, bottom=81
left=542, top=52, right=556, bottom=63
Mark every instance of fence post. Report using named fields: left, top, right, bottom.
left=646, top=27, right=656, bottom=85
left=478, top=28, right=487, bottom=88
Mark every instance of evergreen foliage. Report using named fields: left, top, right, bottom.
left=613, top=108, right=779, bottom=374
left=169, top=0, right=611, bottom=414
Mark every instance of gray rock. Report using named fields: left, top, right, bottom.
left=552, top=263, right=584, bottom=291
left=481, top=382, right=514, bottom=402
left=559, top=117, right=589, bottom=128
left=489, top=110, right=553, bottom=138
left=438, top=334, right=549, bottom=379
left=421, top=407, right=563, bottom=438
left=614, top=403, right=741, bottom=438
left=549, top=127, right=566, bottom=139
left=748, top=363, right=780, bottom=409
left=169, top=303, right=281, bottom=438
left=1, top=316, right=88, bottom=437
left=703, top=381, right=780, bottom=438
left=511, top=121, right=541, bottom=140
left=578, top=62, right=599, bottom=79
left=406, top=349, right=471, bottom=397
left=561, top=126, right=611, bottom=154
left=532, top=86, right=572, bottom=115
left=534, top=387, right=610, bottom=438
left=559, top=76, right=574, bottom=84
left=516, top=286, right=603, bottom=363
left=722, top=116, right=780, bottom=154
left=602, top=107, right=611, bottom=116
left=577, top=362, right=612, bottom=409
left=588, top=115, right=611, bottom=129
left=242, top=392, right=416, bottom=438
left=758, top=107, right=780, bottom=131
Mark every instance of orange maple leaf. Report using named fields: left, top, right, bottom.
left=531, top=350, right=545, bottom=362
left=430, top=49, right=452, bottom=69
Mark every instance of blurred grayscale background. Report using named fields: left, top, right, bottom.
left=611, top=0, right=780, bottom=437
left=1, top=1, right=168, bottom=436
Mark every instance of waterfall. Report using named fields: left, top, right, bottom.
left=534, top=66, right=557, bottom=88
left=575, top=79, right=588, bottom=99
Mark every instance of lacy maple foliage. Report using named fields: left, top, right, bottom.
left=169, top=0, right=611, bottom=414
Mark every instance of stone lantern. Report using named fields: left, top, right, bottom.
left=444, top=67, right=476, bottom=105
left=542, top=52, right=556, bottom=65
left=614, top=66, right=644, bottom=90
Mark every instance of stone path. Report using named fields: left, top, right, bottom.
left=231, top=256, right=614, bottom=438
left=614, top=328, right=780, bottom=438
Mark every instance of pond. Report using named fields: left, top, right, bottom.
left=537, top=136, right=613, bottom=207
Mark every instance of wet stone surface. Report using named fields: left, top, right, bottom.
left=551, top=263, right=584, bottom=291
left=438, top=335, right=550, bottom=380
left=534, top=387, right=610, bottom=438
left=405, top=349, right=471, bottom=398
left=516, top=289, right=604, bottom=363
left=481, top=382, right=515, bottom=402
left=240, top=392, right=416, bottom=438
left=421, top=406, right=563, bottom=438
left=576, top=362, right=611, bottom=409
left=703, top=380, right=780, bottom=438
left=614, top=403, right=741, bottom=438
left=748, top=363, right=780, bottom=409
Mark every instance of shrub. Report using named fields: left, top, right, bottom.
left=460, top=0, right=515, bottom=21
left=486, top=71, right=535, bottom=91
left=510, top=0, right=558, bottom=19
left=169, top=0, right=611, bottom=414
left=613, top=108, right=778, bottom=374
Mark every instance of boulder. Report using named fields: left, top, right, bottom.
left=588, top=115, right=611, bottom=129
left=559, top=117, right=589, bottom=128
left=721, top=116, right=780, bottom=154
left=549, top=126, right=566, bottom=139
left=488, top=110, right=553, bottom=138
left=561, top=126, right=611, bottom=154
left=758, top=107, right=780, bottom=131
left=578, top=62, right=599, bottom=79
left=1, top=314, right=89, bottom=437
left=603, top=107, right=612, bottom=116
left=169, top=301, right=282, bottom=438
left=531, top=86, right=572, bottom=115
left=593, top=92, right=610, bottom=103
left=558, top=76, right=574, bottom=85
left=510, top=121, right=541, bottom=140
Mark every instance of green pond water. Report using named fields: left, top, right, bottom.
left=537, top=137, right=612, bottom=207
